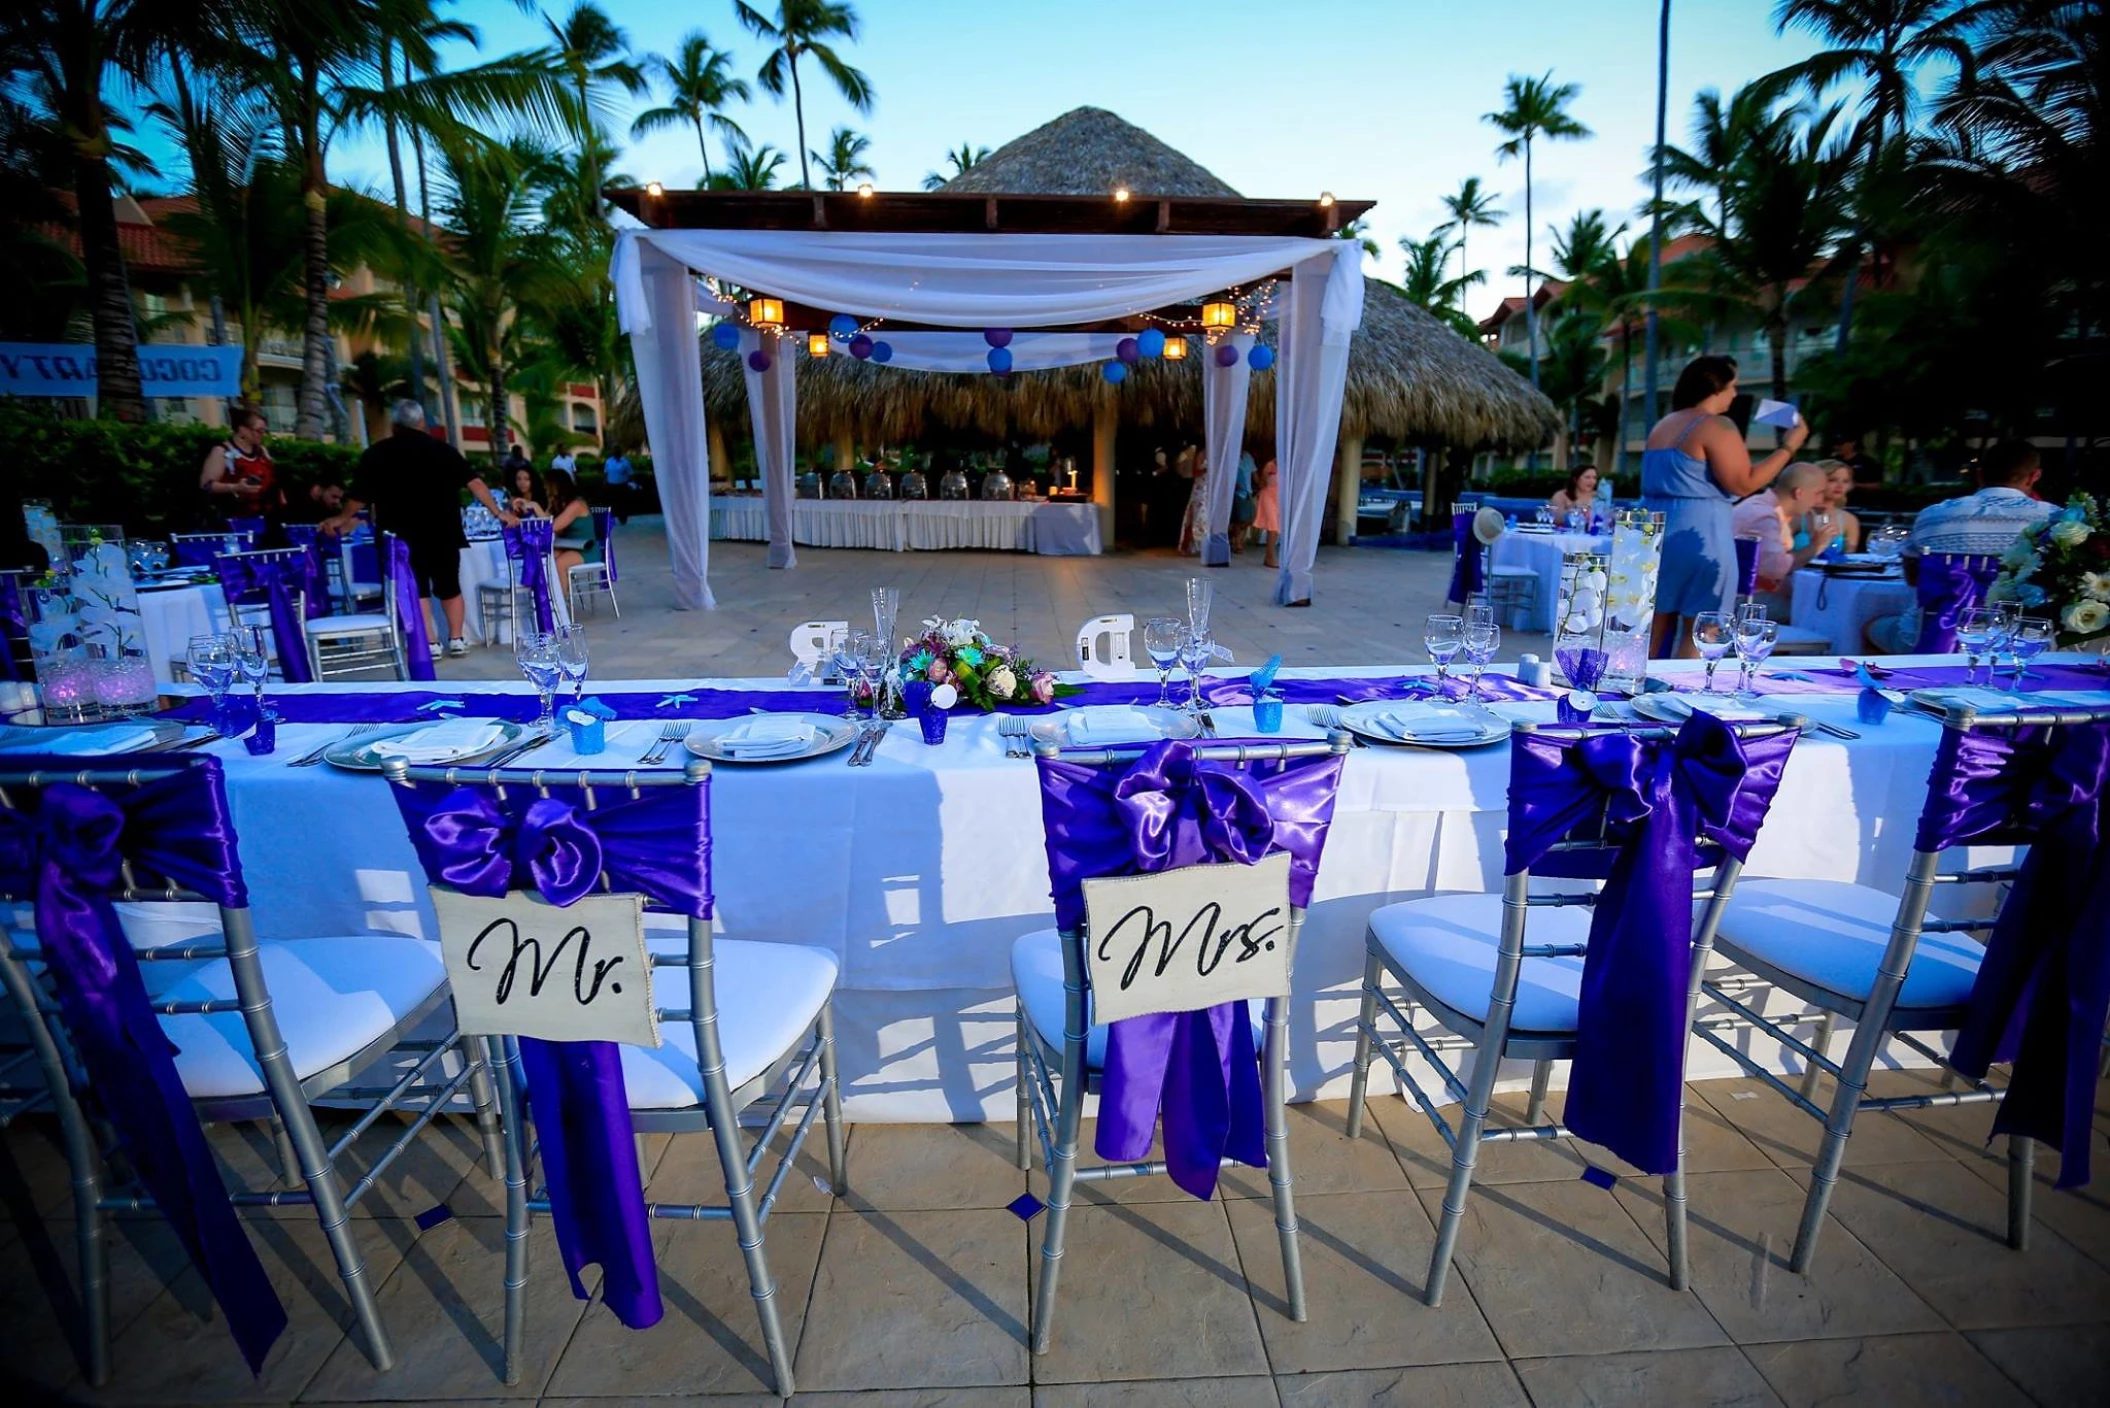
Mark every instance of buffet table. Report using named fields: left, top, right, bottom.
left=128, top=654, right=2100, bottom=1122
left=1788, top=566, right=1914, bottom=656
left=1486, top=528, right=1612, bottom=633
left=710, top=496, right=1102, bottom=556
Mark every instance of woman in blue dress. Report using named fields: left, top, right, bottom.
left=1642, top=356, right=1809, bottom=655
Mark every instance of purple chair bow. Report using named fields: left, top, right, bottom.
left=505, top=520, right=558, bottom=634
left=1932, top=717, right=2110, bottom=1187
left=278, top=524, right=332, bottom=620
left=0, top=760, right=286, bottom=1372
left=1912, top=552, right=2001, bottom=654
left=1445, top=509, right=1484, bottom=605
left=212, top=548, right=315, bottom=683
left=380, top=534, right=436, bottom=681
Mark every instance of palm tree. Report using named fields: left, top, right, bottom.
left=431, top=135, right=563, bottom=444
left=1485, top=71, right=1592, bottom=389
left=541, top=1, right=649, bottom=218
left=1398, top=233, right=1482, bottom=337
left=720, top=141, right=787, bottom=191
left=1335, top=217, right=1382, bottom=262
left=630, top=30, right=751, bottom=184
left=734, top=1, right=875, bottom=190
left=921, top=141, right=989, bottom=190
left=812, top=125, right=873, bottom=190
left=1771, top=0, right=1971, bottom=349
left=1434, top=176, right=1504, bottom=320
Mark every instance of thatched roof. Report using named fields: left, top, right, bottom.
left=940, top=107, right=1240, bottom=199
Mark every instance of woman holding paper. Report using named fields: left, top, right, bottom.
left=1641, top=356, right=1809, bottom=656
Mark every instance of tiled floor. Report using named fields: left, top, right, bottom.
left=3, top=1066, right=2106, bottom=1406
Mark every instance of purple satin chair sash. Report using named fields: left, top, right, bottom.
left=175, top=532, right=255, bottom=569
left=212, top=551, right=315, bottom=685
left=1912, top=553, right=2000, bottom=654
left=1445, top=511, right=1483, bottom=605
left=390, top=778, right=719, bottom=1330
left=592, top=508, right=617, bottom=584
left=1036, top=741, right=1345, bottom=1199
left=506, top=521, right=558, bottom=634
left=1926, top=720, right=2110, bottom=1188
left=279, top=525, right=332, bottom=621
left=0, top=571, right=24, bottom=682
left=0, top=760, right=285, bottom=1371
left=1505, top=717, right=1797, bottom=1174
left=381, top=534, right=436, bottom=681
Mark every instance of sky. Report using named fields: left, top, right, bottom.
left=170, top=0, right=1846, bottom=325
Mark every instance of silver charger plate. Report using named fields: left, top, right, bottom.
left=0, top=719, right=188, bottom=758
left=1029, top=704, right=1202, bottom=749
left=682, top=712, right=858, bottom=764
left=325, top=720, right=530, bottom=771
left=1336, top=699, right=1512, bottom=749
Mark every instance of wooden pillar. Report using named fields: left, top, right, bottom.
left=1091, top=400, right=1118, bottom=549
left=707, top=420, right=730, bottom=485
left=833, top=424, right=855, bottom=474
left=1332, top=434, right=1364, bottom=546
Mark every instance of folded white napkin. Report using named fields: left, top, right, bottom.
left=367, top=720, right=506, bottom=762
left=715, top=716, right=817, bottom=756
left=1066, top=707, right=1164, bottom=745
left=1651, top=694, right=1770, bottom=723
left=1370, top=706, right=1488, bottom=742
left=0, top=725, right=160, bottom=757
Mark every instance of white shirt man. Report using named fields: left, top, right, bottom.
left=550, top=451, right=577, bottom=474
left=1865, top=443, right=2053, bottom=652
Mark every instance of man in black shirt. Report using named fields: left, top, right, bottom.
left=321, top=399, right=513, bottom=656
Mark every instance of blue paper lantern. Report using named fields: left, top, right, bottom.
left=710, top=321, right=742, bottom=350
left=849, top=334, right=874, bottom=360
left=747, top=349, right=772, bottom=372
left=871, top=340, right=894, bottom=363
left=1102, top=360, right=1128, bottom=385
left=987, top=346, right=1014, bottom=374
left=984, top=327, right=1014, bottom=348
left=1136, top=328, right=1166, bottom=359
left=1116, top=336, right=1141, bottom=364
left=829, top=313, right=859, bottom=339
left=1247, top=344, right=1276, bottom=371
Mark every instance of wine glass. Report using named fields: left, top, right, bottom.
left=1957, top=607, right=2001, bottom=685
left=1733, top=617, right=1778, bottom=698
left=1185, top=577, right=1212, bottom=638
left=855, top=631, right=892, bottom=724
left=1463, top=620, right=1500, bottom=701
left=830, top=629, right=865, bottom=718
left=187, top=633, right=235, bottom=719
left=1423, top=613, right=1464, bottom=694
left=1691, top=611, right=1735, bottom=694
left=555, top=623, right=589, bottom=704
left=513, top=630, right=563, bottom=732
left=2007, top=615, right=2053, bottom=682
left=1179, top=626, right=1214, bottom=715
left=1143, top=616, right=1184, bottom=708
left=232, top=624, right=272, bottom=717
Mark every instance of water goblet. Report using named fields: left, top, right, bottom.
left=1692, top=611, right=1735, bottom=694
left=555, top=623, right=589, bottom=704
left=855, top=631, right=892, bottom=724
left=1734, top=617, right=1777, bottom=698
left=1423, top=613, right=1464, bottom=695
left=1179, top=627, right=1214, bottom=715
left=513, top=630, right=563, bottom=733
left=2007, top=615, right=2053, bottom=683
left=1463, top=621, right=1500, bottom=700
left=830, top=629, right=865, bottom=718
left=1143, top=616, right=1184, bottom=708
left=1956, top=607, right=2001, bottom=685
left=232, top=624, right=272, bottom=717
left=187, top=633, right=236, bottom=720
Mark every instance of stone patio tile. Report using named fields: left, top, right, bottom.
left=1026, top=1199, right=1267, bottom=1385
left=1413, top=1178, right=1728, bottom=1359
left=840, top=1121, right=1027, bottom=1212
left=75, top=1215, right=417, bottom=1404
left=1511, top=1346, right=1783, bottom=1407
left=1275, top=1362, right=1529, bottom=1407
left=1744, top=1331, right=2034, bottom=1407
left=1965, top=1324, right=2110, bottom=1408
left=200, top=1112, right=495, bottom=1223
left=1609, top=1168, right=1944, bottom=1344
left=641, top=1125, right=839, bottom=1216
left=1693, top=1077, right=1951, bottom=1171
left=794, top=1207, right=1028, bottom=1391
left=1790, top=1158, right=2110, bottom=1329
left=0, top=1117, right=79, bottom=1220
left=298, top=1216, right=591, bottom=1402
left=1217, top=1099, right=1413, bottom=1200
left=0, top=1215, right=204, bottom=1394
left=549, top=1395, right=1027, bottom=1408
left=1224, top=1190, right=1502, bottom=1373
left=540, top=1211, right=824, bottom=1399
left=1035, top=1378, right=1278, bottom=1407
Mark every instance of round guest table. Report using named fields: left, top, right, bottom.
left=1486, top=528, right=1613, bottom=633
left=1789, top=566, right=1914, bottom=656
left=710, top=496, right=1103, bottom=555
left=123, top=653, right=2093, bottom=1122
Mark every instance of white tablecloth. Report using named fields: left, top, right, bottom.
left=710, top=498, right=1101, bottom=555
left=1486, top=530, right=1613, bottom=633
left=157, top=654, right=2050, bottom=1122
left=1789, top=568, right=1914, bottom=655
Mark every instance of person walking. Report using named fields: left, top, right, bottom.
left=603, top=448, right=636, bottom=523
left=321, top=400, right=513, bottom=657
left=1252, top=454, right=1281, bottom=569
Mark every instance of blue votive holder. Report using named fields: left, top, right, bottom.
left=1253, top=691, right=1283, bottom=733
left=242, top=712, right=275, bottom=756
left=565, top=696, right=616, bottom=754
left=919, top=708, right=949, bottom=745
left=903, top=679, right=934, bottom=717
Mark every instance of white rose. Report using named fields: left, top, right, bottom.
left=2050, top=519, right=2091, bottom=549
left=2063, top=600, right=2110, bottom=635
left=987, top=666, right=1018, bottom=697
left=2082, top=571, right=2110, bottom=602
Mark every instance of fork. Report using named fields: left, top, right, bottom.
left=1305, top=704, right=1367, bottom=746
left=289, top=721, right=379, bottom=767
left=996, top=715, right=1033, bottom=758
left=640, top=721, right=688, bottom=765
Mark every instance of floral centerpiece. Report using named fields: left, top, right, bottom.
left=1991, top=492, right=2109, bottom=647
left=898, top=617, right=1077, bottom=712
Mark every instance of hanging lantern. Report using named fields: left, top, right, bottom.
left=1200, top=300, right=1237, bottom=331
left=749, top=296, right=785, bottom=329
left=808, top=332, right=831, bottom=357
left=1161, top=336, right=1188, bottom=361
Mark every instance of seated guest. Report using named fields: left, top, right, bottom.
left=1830, top=432, right=1883, bottom=495
left=1800, top=459, right=1862, bottom=555
left=508, top=465, right=546, bottom=518
left=1548, top=465, right=1599, bottom=521
left=1731, top=462, right=1840, bottom=603
left=280, top=476, right=346, bottom=525
left=1865, top=441, right=2055, bottom=653
left=542, top=468, right=595, bottom=577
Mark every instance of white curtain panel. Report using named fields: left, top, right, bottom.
left=1274, top=248, right=1362, bottom=605
left=1199, top=331, right=1254, bottom=567
left=740, top=326, right=800, bottom=569
left=625, top=243, right=714, bottom=608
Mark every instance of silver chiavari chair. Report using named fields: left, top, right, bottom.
left=0, top=756, right=503, bottom=1383
left=1702, top=700, right=2110, bottom=1272
left=1012, top=733, right=1352, bottom=1355
left=383, top=758, right=845, bottom=1399
left=1344, top=717, right=1802, bottom=1305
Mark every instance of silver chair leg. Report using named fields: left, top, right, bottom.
left=1791, top=1018, right=1888, bottom=1274
left=1663, top=1107, right=1691, bottom=1291
left=704, top=1051, right=794, bottom=1395
left=2008, top=1135, right=2034, bottom=1252
left=1014, top=1007, right=1032, bottom=1172
left=817, top=1003, right=848, bottom=1196
left=1800, top=1012, right=1837, bottom=1100
left=269, top=1113, right=305, bottom=1188
left=490, top=1037, right=531, bottom=1387
left=1525, top=1059, right=1554, bottom=1126
left=465, top=1045, right=504, bottom=1182
left=1343, top=946, right=1382, bottom=1141
left=1262, top=994, right=1305, bottom=1321
left=1427, top=1039, right=1504, bottom=1307
left=1030, top=1027, right=1087, bottom=1354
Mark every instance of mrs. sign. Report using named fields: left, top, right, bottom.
left=1080, top=852, right=1293, bottom=1024
left=432, top=889, right=661, bottom=1047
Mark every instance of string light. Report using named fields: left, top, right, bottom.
left=857, top=182, right=874, bottom=198
left=1113, top=187, right=1130, bottom=203
left=1318, top=191, right=1334, bottom=208
left=645, top=181, right=664, bottom=197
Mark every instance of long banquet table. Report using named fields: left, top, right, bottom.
left=114, top=654, right=2104, bottom=1123
left=709, top=496, right=1102, bottom=555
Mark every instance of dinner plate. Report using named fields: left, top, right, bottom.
left=0, top=719, right=188, bottom=757
left=325, top=720, right=530, bottom=771
left=1029, top=704, right=1202, bottom=749
left=682, top=712, right=858, bottom=764
left=1336, top=699, right=1511, bottom=748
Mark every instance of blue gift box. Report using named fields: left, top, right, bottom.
left=564, top=696, right=618, bottom=754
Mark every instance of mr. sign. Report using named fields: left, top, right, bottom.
left=1079, top=851, right=1293, bottom=1025
left=431, top=889, right=661, bottom=1047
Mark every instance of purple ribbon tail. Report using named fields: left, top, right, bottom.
left=1098, top=1006, right=1266, bottom=1199
left=383, top=536, right=436, bottom=681
left=517, top=1038, right=662, bottom=1326
left=264, top=574, right=313, bottom=685
left=1445, top=512, right=1483, bottom=604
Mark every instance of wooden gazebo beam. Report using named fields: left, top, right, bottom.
left=607, top=187, right=1372, bottom=240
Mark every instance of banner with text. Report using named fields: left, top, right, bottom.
left=0, top=343, right=241, bottom=399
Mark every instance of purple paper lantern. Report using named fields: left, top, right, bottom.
left=984, top=328, right=1014, bottom=348
left=1116, top=336, right=1141, bottom=364
left=987, top=346, right=1013, bottom=374
left=1247, top=344, right=1276, bottom=371
left=747, top=349, right=772, bottom=372
left=1102, top=360, right=1128, bottom=385
left=1214, top=343, right=1240, bottom=367
left=849, top=334, right=874, bottom=360
left=871, top=340, right=894, bottom=363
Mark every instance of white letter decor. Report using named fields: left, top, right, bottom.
left=1080, top=851, right=1292, bottom=1025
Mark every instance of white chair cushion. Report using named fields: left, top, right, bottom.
left=620, top=924, right=839, bottom=1110
left=1486, top=565, right=1537, bottom=577
left=1009, top=927, right=1265, bottom=1069
left=1717, top=878, right=1981, bottom=1011
left=1367, top=893, right=1590, bottom=1034
left=307, top=613, right=392, bottom=636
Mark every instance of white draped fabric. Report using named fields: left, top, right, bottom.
left=1198, top=331, right=1254, bottom=567
left=611, top=229, right=1363, bottom=601
left=739, top=326, right=799, bottom=570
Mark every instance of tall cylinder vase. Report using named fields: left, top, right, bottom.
left=1553, top=550, right=1610, bottom=694
left=1602, top=510, right=1665, bottom=695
